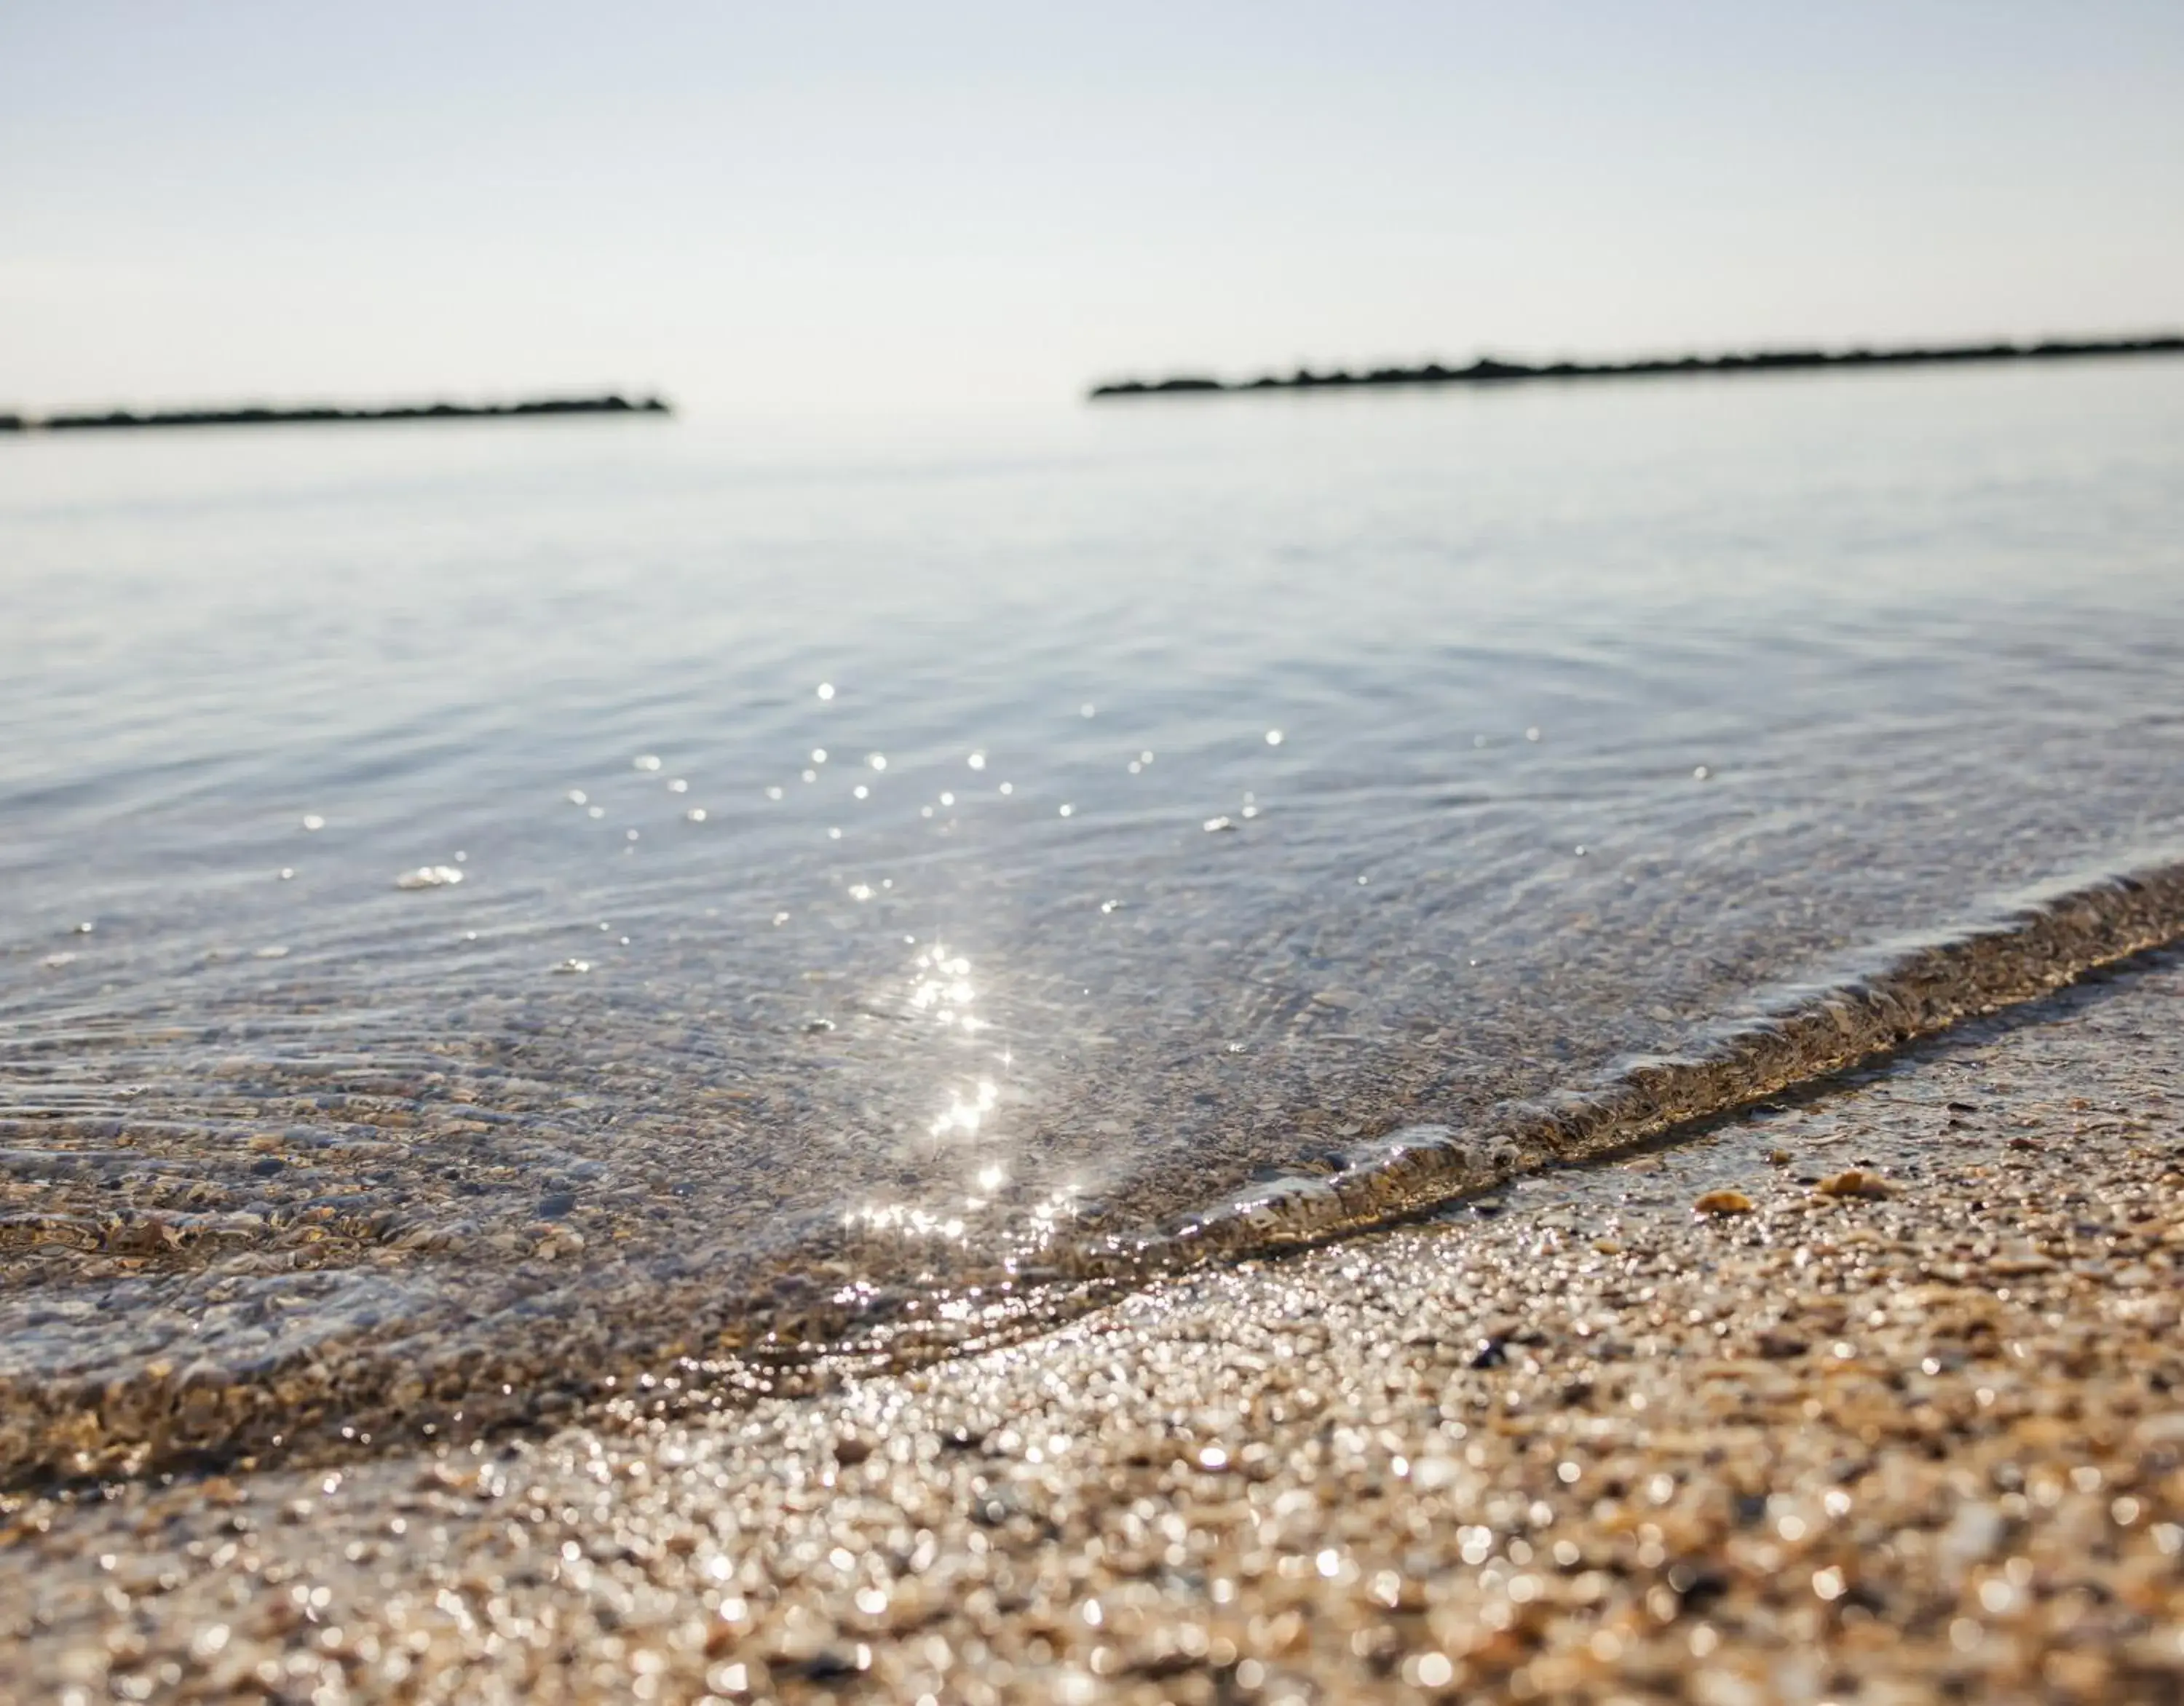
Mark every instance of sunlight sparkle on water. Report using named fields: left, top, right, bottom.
left=929, top=1078, right=1000, bottom=1140
left=845, top=1202, right=967, bottom=1243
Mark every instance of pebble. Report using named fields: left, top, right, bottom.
left=393, top=865, right=464, bottom=890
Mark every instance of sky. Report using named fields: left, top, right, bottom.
left=3, top=1, right=2181, bottom=418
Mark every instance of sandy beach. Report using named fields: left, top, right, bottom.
left=5, top=947, right=2181, bottom=1702
left=9, top=4, right=2184, bottom=1700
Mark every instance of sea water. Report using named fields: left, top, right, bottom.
left=4, top=358, right=2182, bottom=1468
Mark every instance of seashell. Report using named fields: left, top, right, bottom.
left=1815, top=1170, right=1894, bottom=1199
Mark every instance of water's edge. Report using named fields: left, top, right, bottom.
left=7, top=857, right=2184, bottom=1488
left=1143, top=858, right=2184, bottom=1261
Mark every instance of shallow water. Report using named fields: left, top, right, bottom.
left=4, top=360, right=2183, bottom=1457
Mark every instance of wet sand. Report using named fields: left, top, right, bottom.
left=4, top=950, right=2183, bottom=1702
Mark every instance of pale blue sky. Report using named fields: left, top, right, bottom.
left=4, top=1, right=2180, bottom=417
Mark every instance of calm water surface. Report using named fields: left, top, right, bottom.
left=4, top=360, right=2183, bottom=1397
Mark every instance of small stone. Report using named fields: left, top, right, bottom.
left=1693, top=1189, right=1754, bottom=1215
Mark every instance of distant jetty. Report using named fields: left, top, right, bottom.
left=0, top=393, right=671, bottom=434
left=1088, top=333, right=2184, bottom=400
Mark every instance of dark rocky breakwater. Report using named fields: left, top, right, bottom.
left=0, top=394, right=671, bottom=433
left=1090, top=332, right=2184, bottom=400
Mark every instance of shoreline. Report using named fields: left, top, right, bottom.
left=5, top=949, right=2180, bottom=1699
left=7, top=860, right=2184, bottom=1491
left=7, top=860, right=2184, bottom=1493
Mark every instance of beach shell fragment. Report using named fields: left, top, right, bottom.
left=1816, top=1169, right=1894, bottom=1199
